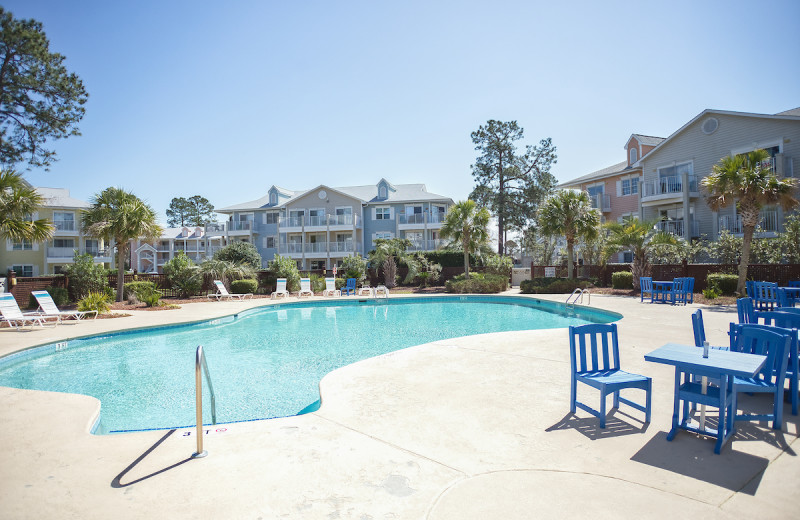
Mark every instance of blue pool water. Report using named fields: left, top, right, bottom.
left=0, top=296, right=619, bottom=434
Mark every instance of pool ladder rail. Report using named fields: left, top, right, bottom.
left=566, top=288, right=590, bottom=307
left=192, top=345, right=217, bottom=459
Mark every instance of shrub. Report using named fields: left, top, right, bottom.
left=123, top=281, right=161, bottom=307
left=404, top=254, right=442, bottom=287
left=702, top=288, right=719, bottom=300
left=77, top=291, right=111, bottom=314
left=445, top=273, right=509, bottom=294
left=339, top=255, right=367, bottom=283
left=230, top=278, right=257, bottom=294
left=611, top=271, right=633, bottom=290
left=480, top=254, right=513, bottom=277
left=28, top=286, right=70, bottom=309
left=163, top=251, right=202, bottom=297
left=61, top=253, right=108, bottom=300
left=213, top=241, right=262, bottom=269
left=268, top=254, right=301, bottom=292
left=306, top=273, right=325, bottom=293
left=415, top=251, right=477, bottom=268
left=520, top=278, right=592, bottom=294
left=707, top=273, right=738, bottom=296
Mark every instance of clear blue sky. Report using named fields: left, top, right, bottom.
left=6, top=0, right=800, bottom=224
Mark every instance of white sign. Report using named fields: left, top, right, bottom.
left=544, top=267, right=556, bottom=278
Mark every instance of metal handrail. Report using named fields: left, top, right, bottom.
left=192, top=345, right=217, bottom=459
left=566, top=288, right=590, bottom=306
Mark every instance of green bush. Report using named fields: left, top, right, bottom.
left=306, top=273, right=325, bottom=293
left=123, top=281, right=161, bottom=307
left=415, top=251, right=477, bottom=268
left=520, top=278, right=592, bottom=294
left=339, top=255, right=367, bottom=283
left=230, top=278, right=257, bottom=294
left=480, top=254, right=513, bottom=277
left=702, top=288, right=719, bottom=300
left=28, top=286, right=70, bottom=309
left=445, top=273, right=509, bottom=293
left=707, top=273, right=738, bottom=296
left=611, top=271, right=633, bottom=290
left=77, top=291, right=111, bottom=314
left=163, top=251, right=202, bottom=297
left=268, top=254, right=301, bottom=292
left=213, top=241, right=262, bottom=269
left=334, top=277, right=346, bottom=290
left=61, top=253, right=108, bottom=300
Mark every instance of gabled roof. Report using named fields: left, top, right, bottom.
left=35, top=187, right=90, bottom=209
left=776, top=107, right=800, bottom=117
left=629, top=134, right=666, bottom=147
left=634, top=107, right=800, bottom=165
left=559, top=160, right=628, bottom=188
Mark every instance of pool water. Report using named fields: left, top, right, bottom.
left=0, top=296, right=619, bottom=434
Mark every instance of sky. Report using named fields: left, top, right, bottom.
left=5, top=0, right=800, bottom=225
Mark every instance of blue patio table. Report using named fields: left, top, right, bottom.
left=651, top=280, right=674, bottom=303
left=645, top=343, right=766, bottom=454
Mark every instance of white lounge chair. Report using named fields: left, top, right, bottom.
left=271, top=278, right=290, bottom=299
left=0, top=293, right=57, bottom=329
left=358, top=284, right=373, bottom=297
left=374, top=285, right=389, bottom=298
left=322, top=277, right=340, bottom=297
left=297, top=278, right=314, bottom=297
left=31, top=290, right=98, bottom=321
left=207, top=280, right=252, bottom=301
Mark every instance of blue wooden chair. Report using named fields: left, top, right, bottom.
left=568, top=323, right=652, bottom=428
left=681, top=277, right=695, bottom=304
left=753, top=281, right=779, bottom=311
left=692, top=309, right=706, bottom=347
left=665, top=278, right=686, bottom=305
left=746, top=280, right=755, bottom=298
left=640, top=277, right=654, bottom=303
left=342, top=278, right=357, bottom=296
left=751, top=311, right=800, bottom=416
left=737, top=297, right=757, bottom=324
left=729, top=323, right=791, bottom=429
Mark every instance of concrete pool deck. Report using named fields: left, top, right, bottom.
left=0, top=292, right=797, bottom=519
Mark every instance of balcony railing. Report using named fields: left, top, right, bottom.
left=229, top=221, right=252, bottom=231
left=398, top=213, right=425, bottom=225
left=655, top=220, right=699, bottom=237
left=406, top=239, right=446, bottom=251
left=719, top=210, right=779, bottom=234
left=47, top=247, right=111, bottom=259
left=642, top=175, right=698, bottom=198
left=279, top=214, right=359, bottom=228
left=590, top=193, right=611, bottom=212
left=53, top=220, right=76, bottom=231
left=205, top=223, right=226, bottom=234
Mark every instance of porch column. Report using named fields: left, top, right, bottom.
left=682, top=170, right=690, bottom=239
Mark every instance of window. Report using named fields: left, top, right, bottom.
left=623, top=252, right=633, bottom=263
left=53, top=212, right=75, bottom=231
left=12, top=239, right=33, bottom=250
left=85, top=239, right=99, bottom=255
left=379, top=186, right=388, bottom=199
left=629, top=148, right=638, bottom=164
left=270, top=192, right=277, bottom=205
left=310, top=260, right=326, bottom=270
left=375, top=207, right=391, bottom=220
left=53, top=238, right=75, bottom=248
left=265, top=212, right=279, bottom=224
left=11, top=265, right=33, bottom=277
left=265, top=236, right=276, bottom=249
left=621, top=178, right=637, bottom=196
left=373, top=232, right=393, bottom=243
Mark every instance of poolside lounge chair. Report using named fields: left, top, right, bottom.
left=271, top=278, right=290, bottom=299
left=0, top=293, right=56, bottom=329
left=31, top=290, right=97, bottom=321
left=568, top=323, right=652, bottom=428
left=207, top=280, right=252, bottom=301
left=358, top=284, right=373, bottom=297
left=342, top=278, right=357, bottom=296
left=298, top=278, right=314, bottom=297
left=322, top=278, right=340, bottom=297
left=374, top=285, right=389, bottom=298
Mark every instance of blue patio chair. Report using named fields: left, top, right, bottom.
left=568, top=323, right=652, bottom=428
left=681, top=277, right=695, bottom=304
left=789, top=281, right=800, bottom=288
left=778, top=285, right=799, bottom=308
left=640, top=277, right=654, bottom=303
left=664, top=278, right=685, bottom=305
left=751, top=311, right=800, bottom=416
left=746, top=280, right=755, bottom=298
left=692, top=309, right=706, bottom=347
left=737, top=297, right=757, bottom=324
left=729, top=323, right=791, bottom=429
left=342, top=278, right=357, bottom=296
left=753, top=281, right=779, bottom=311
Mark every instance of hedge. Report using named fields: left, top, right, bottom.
left=231, top=279, right=258, bottom=294
left=28, top=286, right=70, bottom=309
left=611, top=271, right=633, bottom=290
left=445, top=273, right=508, bottom=293
left=707, top=273, right=738, bottom=296
left=520, top=278, right=592, bottom=294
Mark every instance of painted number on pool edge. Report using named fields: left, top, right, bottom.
left=182, top=428, right=228, bottom=437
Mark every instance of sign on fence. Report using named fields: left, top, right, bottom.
left=544, top=267, right=556, bottom=278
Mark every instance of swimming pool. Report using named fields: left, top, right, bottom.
left=0, top=296, right=619, bottom=434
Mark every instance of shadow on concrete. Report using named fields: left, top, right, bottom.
left=111, top=429, right=193, bottom=488
left=631, top=431, right=769, bottom=494
left=546, top=410, right=649, bottom=440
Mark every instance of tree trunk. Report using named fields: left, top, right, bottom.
left=116, top=239, right=125, bottom=302
left=738, top=224, right=755, bottom=296
left=464, top=247, right=470, bottom=279
left=566, top=241, right=574, bottom=279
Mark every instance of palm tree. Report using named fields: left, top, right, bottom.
left=0, top=169, right=53, bottom=243
left=702, top=149, right=798, bottom=295
left=604, top=218, right=678, bottom=290
left=367, top=237, right=412, bottom=288
left=440, top=200, right=490, bottom=278
left=198, top=258, right=256, bottom=288
left=538, top=190, right=599, bottom=279
left=81, top=187, right=163, bottom=301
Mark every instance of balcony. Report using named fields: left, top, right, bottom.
left=641, top=175, right=699, bottom=204
left=205, top=222, right=226, bottom=234
left=229, top=221, right=252, bottom=232
left=655, top=219, right=699, bottom=238
left=590, top=193, right=611, bottom=213
left=279, top=214, right=361, bottom=230
left=719, top=210, right=779, bottom=234
left=46, top=247, right=112, bottom=263
left=398, top=213, right=445, bottom=230
left=277, top=241, right=362, bottom=257
left=406, top=239, right=447, bottom=251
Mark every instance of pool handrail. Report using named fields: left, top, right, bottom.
left=192, top=345, right=217, bottom=458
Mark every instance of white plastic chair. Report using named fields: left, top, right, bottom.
left=271, top=278, right=290, bottom=299
left=322, top=278, right=340, bottom=297
left=374, top=285, right=389, bottom=298
left=298, top=278, right=314, bottom=297
left=0, top=293, right=57, bottom=329
left=207, top=280, right=252, bottom=301
left=31, top=290, right=97, bottom=321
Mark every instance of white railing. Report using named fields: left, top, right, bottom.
left=278, top=243, right=304, bottom=254
left=304, top=242, right=328, bottom=253
left=643, top=174, right=698, bottom=197
left=719, top=210, right=779, bottom=234
left=398, top=213, right=426, bottom=225
left=229, top=221, right=252, bottom=231
left=655, top=220, right=699, bottom=237
left=53, top=220, right=76, bottom=231
left=405, top=239, right=446, bottom=251
left=329, top=214, right=356, bottom=226
left=205, top=223, right=226, bottom=234
left=590, top=193, right=611, bottom=212
left=47, top=247, right=111, bottom=259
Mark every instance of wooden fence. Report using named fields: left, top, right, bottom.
left=531, top=263, right=800, bottom=291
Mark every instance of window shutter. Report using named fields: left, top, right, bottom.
left=33, top=242, right=39, bottom=252
left=372, top=208, right=376, bottom=220
left=616, top=181, right=622, bottom=197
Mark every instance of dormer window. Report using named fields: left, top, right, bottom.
left=269, top=192, right=277, bottom=205
left=379, top=185, right=388, bottom=199
left=629, top=147, right=638, bottom=164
